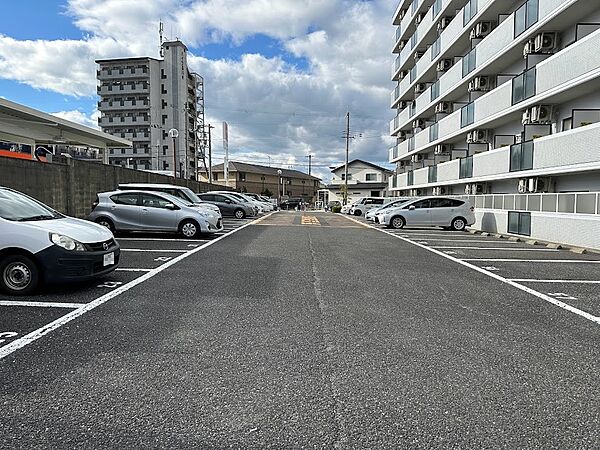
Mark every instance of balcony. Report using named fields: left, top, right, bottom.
left=97, top=67, right=150, bottom=80
left=98, top=100, right=150, bottom=111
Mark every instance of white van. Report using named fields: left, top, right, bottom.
left=0, top=187, right=120, bottom=295
left=349, top=197, right=395, bottom=216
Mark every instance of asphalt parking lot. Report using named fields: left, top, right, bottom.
left=0, top=216, right=257, bottom=357
left=355, top=214, right=600, bottom=323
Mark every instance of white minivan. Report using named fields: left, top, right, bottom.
left=0, top=187, right=120, bottom=295
left=376, top=197, right=475, bottom=230
left=349, top=197, right=395, bottom=216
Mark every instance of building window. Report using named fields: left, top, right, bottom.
left=409, top=101, right=416, bottom=118
left=462, top=48, right=476, bottom=77
left=428, top=165, right=437, bottom=183
left=365, top=173, right=378, bottom=181
left=408, top=136, right=415, bottom=152
left=109, top=149, right=114, bottom=155
left=461, top=103, right=475, bottom=127
left=463, top=0, right=478, bottom=26
left=510, top=141, right=534, bottom=172
left=161, top=84, right=167, bottom=94
left=162, top=145, right=168, bottom=156
left=515, top=0, right=539, bottom=37
left=429, top=122, right=439, bottom=142
left=407, top=170, right=414, bottom=186
left=162, top=114, right=167, bottom=125
left=409, top=66, right=417, bottom=83
left=430, top=80, right=440, bottom=101
left=238, top=172, right=246, bottom=182
left=213, top=173, right=218, bottom=181
left=459, top=156, right=473, bottom=179
left=512, top=67, right=536, bottom=105
left=161, top=69, right=166, bottom=79
left=508, top=211, right=531, bottom=236
left=432, top=0, right=443, bottom=18
left=370, top=191, right=381, bottom=197
left=341, top=174, right=352, bottom=181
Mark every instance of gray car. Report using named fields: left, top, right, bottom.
left=206, top=191, right=262, bottom=215
left=198, top=193, right=256, bottom=219
left=89, top=190, right=223, bottom=237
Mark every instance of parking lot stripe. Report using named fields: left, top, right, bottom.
left=408, top=239, right=520, bottom=243
left=430, top=247, right=559, bottom=251
left=345, top=216, right=600, bottom=325
left=462, top=259, right=600, bottom=263
left=120, top=249, right=188, bottom=253
left=116, top=238, right=210, bottom=242
left=0, top=212, right=275, bottom=361
left=0, top=301, right=83, bottom=309
left=115, top=268, right=153, bottom=272
left=510, top=279, right=600, bottom=284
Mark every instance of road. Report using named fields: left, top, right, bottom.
left=1, top=212, right=599, bottom=448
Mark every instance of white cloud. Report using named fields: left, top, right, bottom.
left=0, top=0, right=396, bottom=180
left=51, top=109, right=101, bottom=129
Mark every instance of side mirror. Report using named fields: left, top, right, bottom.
left=165, top=203, right=178, bottom=210
left=408, top=205, right=416, bottom=211
left=224, top=199, right=232, bottom=204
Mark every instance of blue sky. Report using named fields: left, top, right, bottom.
left=0, top=0, right=394, bottom=176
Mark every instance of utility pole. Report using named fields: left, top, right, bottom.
left=344, top=111, right=350, bottom=206
left=207, top=124, right=215, bottom=182
left=306, top=154, right=312, bottom=176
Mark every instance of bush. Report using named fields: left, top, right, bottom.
left=331, top=205, right=342, bottom=213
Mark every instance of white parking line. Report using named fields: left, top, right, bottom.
left=115, top=268, right=153, bottom=272
left=0, top=212, right=275, bottom=360
left=510, top=279, right=600, bottom=284
left=0, top=301, right=83, bottom=309
left=345, top=216, right=600, bottom=325
left=117, top=238, right=210, bottom=242
left=120, top=249, right=188, bottom=253
left=462, top=259, right=600, bottom=263
left=411, top=239, right=520, bottom=243
left=430, top=247, right=559, bottom=251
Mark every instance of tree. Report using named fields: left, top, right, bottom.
left=261, top=188, right=273, bottom=197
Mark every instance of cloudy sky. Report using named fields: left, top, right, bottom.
left=0, top=0, right=396, bottom=181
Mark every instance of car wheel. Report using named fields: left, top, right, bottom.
left=234, top=209, right=246, bottom=219
left=95, top=217, right=115, bottom=233
left=354, top=210, right=362, bottom=216
left=451, top=217, right=467, bottom=231
left=0, top=255, right=39, bottom=295
left=389, top=216, right=405, bottom=229
left=179, top=220, right=200, bottom=238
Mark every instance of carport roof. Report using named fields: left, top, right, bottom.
left=0, top=98, right=132, bottom=148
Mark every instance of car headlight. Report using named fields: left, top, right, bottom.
left=50, top=233, right=86, bottom=251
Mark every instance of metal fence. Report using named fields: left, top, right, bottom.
left=460, top=192, right=600, bottom=215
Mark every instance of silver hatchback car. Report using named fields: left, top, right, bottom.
left=89, top=190, right=223, bottom=238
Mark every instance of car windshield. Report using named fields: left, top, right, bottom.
left=0, top=189, right=63, bottom=221
left=180, top=187, right=203, bottom=203
left=382, top=199, right=410, bottom=209
left=161, top=192, right=192, bottom=207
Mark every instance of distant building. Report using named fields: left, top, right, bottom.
left=96, top=40, right=205, bottom=178
left=318, top=159, right=393, bottom=205
left=201, top=161, right=321, bottom=202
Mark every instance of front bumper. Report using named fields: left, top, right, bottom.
left=36, top=241, right=121, bottom=283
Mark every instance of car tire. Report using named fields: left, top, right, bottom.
left=95, top=217, right=115, bottom=233
left=0, top=254, right=40, bottom=295
left=451, top=217, right=467, bottom=231
left=354, top=210, right=362, bottom=216
left=179, top=220, right=200, bottom=238
left=389, top=216, right=405, bottom=229
left=234, top=209, right=246, bottom=219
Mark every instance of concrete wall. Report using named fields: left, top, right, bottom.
left=0, top=157, right=227, bottom=218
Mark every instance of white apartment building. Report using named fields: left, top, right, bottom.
left=97, top=40, right=205, bottom=179
left=319, top=159, right=393, bottom=205
left=389, top=0, right=600, bottom=249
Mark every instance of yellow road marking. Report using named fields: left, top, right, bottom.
left=301, top=215, right=320, bottom=225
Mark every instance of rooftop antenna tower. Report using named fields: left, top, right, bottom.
left=159, top=21, right=164, bottom=57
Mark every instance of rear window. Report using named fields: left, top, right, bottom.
left=110, top=193, right=139, bottom=205
left=431, top=198, right=464, bottom=208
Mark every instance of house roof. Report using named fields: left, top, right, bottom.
left=211, top=161, right=321, bottom=180
left=325, top=182, right=389, bottom=190
left=331, top=159, right=393, bottom=174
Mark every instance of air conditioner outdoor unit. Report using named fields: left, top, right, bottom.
left=435, top=102, right=452, bottom=114
left=415, top=189, right=423, bottom=195
left=534, top=32, right=558, bottom=53
left=530, top=105, right=553, bottom=124
left=437, top=17, right=453, bottom=32
left=398, top=9, right=407, bottom=20
left=468, top=76, right=491, bottom=92
left=522, top=109, right=531, bottom=125
left=437, top=58, right=453, bottom=72
left=433, top=187, right=441, bottom=196
left=464, top=184, right=472, bottom=195
left=523, top=39, right=535, bottom=58
left=434, top=144, right=451, bottom=155
left=413, top=119, right=426, bottom=129
left=399, top=39, right=408, bottom=50
left=399, top=100, right=409, bottom=109
left=470, top=21, right=493, bottom=40
left=528, top=177, right=550, bottom=193
left=472, top=183, right=485, bottom=194
left=415, top=12, right=426, bottom=25
left=518, top=179, right=528, bottom=193
left=398, top=131, right=408, bottom=140
left=399, top=160, right=408, bottom=167
left=467, top=129, right=489, bottom=144
left=399, top=70, right=409, bottom=80
left=411, top=154, right=424, bottom=162
left=414, top=51, right=425, bottom=62
left=415, top=83, right=427, bottom=94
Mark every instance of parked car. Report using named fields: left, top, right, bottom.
left=117, top=183, right=220, bottom=214
left=198, top=193, right=256, bottom=219
left=207, top=191, right=262, bottom=215
left=279, top=198, right=302, bottom=210
left=0, top=187, right=120, bottom=294
left=341, top=200, right=360, bottom=214
left=365, top=197, right=415, bottom=222
left=349, top=197, right=395, bottom=216
left=244, top=193, right=275, bottom=211
left=90, top=190, right=223, bottom=237
left=376, top=197, right=475, bottom=230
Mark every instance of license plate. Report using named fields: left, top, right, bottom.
left=103, top=252, right=115, bottom=267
